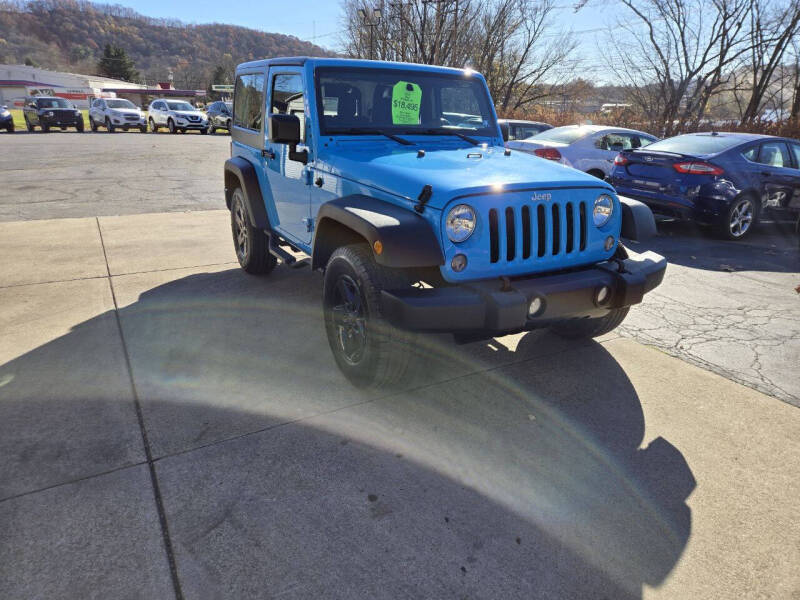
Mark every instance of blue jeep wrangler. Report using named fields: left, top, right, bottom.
left=224, top=57, right=666, bottom=387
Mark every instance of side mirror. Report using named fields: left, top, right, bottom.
left=28, top=102, right=37, bottom=109
left=268, top=113, right=301, bottom=144
left=499, top=121, right=509, bottom=142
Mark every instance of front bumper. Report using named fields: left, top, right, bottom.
left=382, top=249, right=666, bottom=334
left=176, top=120, right=207, bottom=129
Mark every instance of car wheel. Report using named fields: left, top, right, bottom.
left=230, top=188, right=277, bottom=275
left=149, top=118, right=158, bottom=133
left=168, top=119, right=176, bottom=134
left=25, top=117, right=34, bottom=132
left=90, top=117, right=98, bottom=132
left=7, top=121, right=14, bottom=133
left=226, top=119, right=232, bottom=132
left=41, top=122, right=49, bottom=133
left=716, top=195, right=757, bottom=241
left=139, top=124, right=147, bottom=133
left=200, top=127, right=208, bottom=135
left=75, top=119, right=84, bottom=133
left=105, top=117, right=115, bottom=133
left=587, top=169, right=605, bottom=179
left=209, top=124, right=216, bottom=134
left=323, top=244, right=416, bottom=388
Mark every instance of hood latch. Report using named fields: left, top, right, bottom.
left=414, top=185, right=433, bottom=214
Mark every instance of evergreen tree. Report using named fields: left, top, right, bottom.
left=96, top=44, right=140, bottom=82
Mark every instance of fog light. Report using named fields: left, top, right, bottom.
left=604, top=236, right=615, bottom=251
left=595, top=285, right=611, bottom=306
left=451, top=254, right=467, bottom=272
left=528, top=296, right=544, bottom=317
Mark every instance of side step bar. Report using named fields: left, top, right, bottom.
left=267, top=232, right=309, bottom=269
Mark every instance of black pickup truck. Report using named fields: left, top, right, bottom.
left=23, top=96, right=84, bottom=133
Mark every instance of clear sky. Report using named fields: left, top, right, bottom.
left=92, top=0, right=613, bottom=56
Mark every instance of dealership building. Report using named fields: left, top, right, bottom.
left=0, top=64, right=205, bottom=108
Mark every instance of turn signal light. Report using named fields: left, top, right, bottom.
left=533, top=147, right=562, bottom=161
left=673, top=161, right=724, bottom=175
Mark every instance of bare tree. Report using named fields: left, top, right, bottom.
left=340, top=0, right=578, bottom=114
left=736, top=0, right=800, bottom=122
left=606, top=0, right=753, bottom=136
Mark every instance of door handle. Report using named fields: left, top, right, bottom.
left=761, top=171, right=771, bottom=176
left=262, top=149, right=275, bottom=160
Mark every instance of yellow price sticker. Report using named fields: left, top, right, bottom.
left=391, top=81, right=422, bottom=125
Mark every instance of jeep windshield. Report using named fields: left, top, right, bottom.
left=36, top=98, right=71, bottom=109
left=315, top=67, right=497, bottom=138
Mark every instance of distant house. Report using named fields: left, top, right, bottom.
left=0, top=65, right=206, bottom=109
left=0, top=64, right=145, bottom=108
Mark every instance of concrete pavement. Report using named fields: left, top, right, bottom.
left=1, top=210, right=799, bottom=599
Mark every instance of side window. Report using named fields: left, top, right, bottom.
left=233, top=73, right=265, bottom=131
left=508, top=124, right=519, bottom=141
left=742, top=146, right=758, bottom=161
left=271, top=73, right=305, bottom=140
left=789, top=143, right=800, bottom=170
left=757, top=142, right=791, bottom=168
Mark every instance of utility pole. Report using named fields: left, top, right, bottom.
left=357, top=5, right=383, bottom=60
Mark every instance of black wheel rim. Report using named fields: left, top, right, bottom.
left=233, top=198, right=248, bottom=261
left=331, top=275, right=367, bottom=365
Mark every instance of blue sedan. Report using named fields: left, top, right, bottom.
left=609, top=132, right=800, bottom=239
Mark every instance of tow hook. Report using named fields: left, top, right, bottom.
left=499, top=276, right=512, bottom=292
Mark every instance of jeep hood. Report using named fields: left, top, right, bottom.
left=319, top=143, right=611, bottom=210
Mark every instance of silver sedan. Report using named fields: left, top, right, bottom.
left=506, top=124, right=658, bottom=179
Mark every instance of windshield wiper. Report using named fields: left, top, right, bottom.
left=327, top=128, right=414, bottom=146
left=412, top=128, right=481, bottom=146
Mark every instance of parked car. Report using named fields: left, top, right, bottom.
left=206, top=101, right=233, bottom=134
left=147, top=99, right=208, bottom=134
left=89, top=97, right=147, bottom=133
left=609, top=132, right=800, bottom=240
left=498, top=118, right=552, bottom=141
left=0, top=104, right=13, bottom=132
left=506, top=125, right=658, bottom=179
left=22, top=96, right=84, bottom=132
left=224, top=56, right=665, bottom=388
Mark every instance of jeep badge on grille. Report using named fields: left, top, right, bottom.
left=532, top=192, right=552, bottom=201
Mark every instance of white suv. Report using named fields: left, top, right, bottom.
left=89, top=98, right=147, bottom=133
left=147, top=99, right=208, bottom=134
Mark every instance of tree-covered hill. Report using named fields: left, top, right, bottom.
left=0, top=0, right=334, bottom=88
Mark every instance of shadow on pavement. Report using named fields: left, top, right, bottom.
left=639, top=218, right=799, bottom=273
left=0, top=268, right=696, bottom=599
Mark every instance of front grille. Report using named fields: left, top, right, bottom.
left=124, top=114, right=139, bottom=120
left=488, top=200, right=588, bottom=263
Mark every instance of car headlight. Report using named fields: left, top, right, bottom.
left=45, top=111, right=54, bottom=117
left=75, top=110, right=81, bottom=116
left=0, top=110, right=9, bottom=118
left=593, top=194, right=614, bottom=227
left=446, top=204, right=477, bottom=243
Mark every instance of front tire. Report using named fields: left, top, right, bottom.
left=149, top=118, right=158, bottom=133
left=715, top=195, right=757, bottom=240
left=7, top=121, right=14, bottom=133
left=550, top=307, right=630, bottom=339
left=200, top=127, right=208, bottom=135
left=230, top=188, right=276, bottom=275
left=168, top=119, right=176, bottom=134
left=105, top=117, right=115, bottom=133
left=89, top=117, right=98, bottom=132
left=41, top=122, right=49, bottom=133
left=323, top=244, right=415, bottom=388
left=25, top=117, right=34, bottom=132
left=139, top=124, right=147, bottom=133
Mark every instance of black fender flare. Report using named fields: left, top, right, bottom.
left=312, top=195, right=444, bottom=270
left=223, top=156, right=270, bottom=230
left=619, top=195, right=657, bottom=241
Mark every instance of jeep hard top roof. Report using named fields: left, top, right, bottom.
left=235, top=57, right=478, bottom=78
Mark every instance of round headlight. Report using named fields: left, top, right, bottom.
left=593, top=194, right=614, bottom=227
left=445, top=204, right=477, bottom=243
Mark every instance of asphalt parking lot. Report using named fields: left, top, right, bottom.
left=1, top=132, right=799, bottom=598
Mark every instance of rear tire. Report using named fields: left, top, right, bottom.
left=230, top=188, right=276, bottom=275
left=715, top=195, right=757, bottom=240
left=323, top=244, right=415, bottom=388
